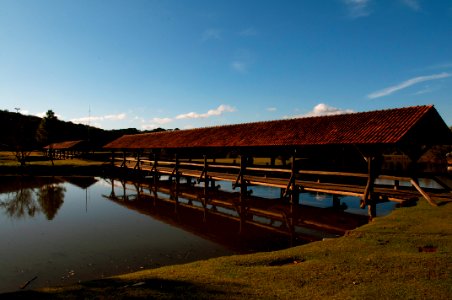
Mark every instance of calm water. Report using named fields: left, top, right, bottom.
left=0, top=176, right=395, bottom=293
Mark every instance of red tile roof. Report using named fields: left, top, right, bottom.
left=44, top=140, right=85, bottom=150
left=104, top=105, right=452, bottom=150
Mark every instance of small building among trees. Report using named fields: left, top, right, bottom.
left=43, top=140, right=91, bottom=160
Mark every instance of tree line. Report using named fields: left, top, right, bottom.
left=0, top=109, right=165, bottom=164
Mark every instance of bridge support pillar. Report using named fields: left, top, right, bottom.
left=368, top=200, right=377, bottom=219
left=333, top=195, right=340, bottom=208
left=238, top=155, right=248, bottom=234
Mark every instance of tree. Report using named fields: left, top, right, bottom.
left=36, top=110, right=58, bottom=165
left=0, top=188, right=39, bottom=219
left=12, top=115, right=37, bottom=166
left=37, top=184, right=66, bottom=220
left=36, top=110, right=58, bottom=144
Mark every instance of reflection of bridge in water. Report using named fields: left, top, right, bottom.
left=104, top=177, right=369, bottom=251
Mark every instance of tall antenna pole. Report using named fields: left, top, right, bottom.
left=88, top=105, right=91, bottom=142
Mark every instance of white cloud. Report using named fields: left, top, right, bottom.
left=428, top=62, right=452, bottom=70
left=35, top=111, right=63, bottom=119
left=104, top=113, right=126, bottom=121
left=367, top=72, right=451, bottom=99
left=231, top=49, right=254, bottom=73
left=284, top=104, right=354, bottom=119
left=413, top=87, right=433, bottom=95
left=303, top=103, right=354, bottom=117
left=141, top=124, right=159, bottom=130
left=202, top=28, right=221, bottom=41
left=17, top=109, right=30, bottom=115
left=176, top=104, right=236, bottom=120
left=266, top=107, right=277, bottom=112
left=239, top=27, right=257, bottom=36
left=343, top=0, right=372, bottom=18
left=150, top=117, right=173, bottom=125
left=231, top=61, right=247, bottom=73
left=139, top=117, right=173, bottom=130
left=71, top=113, right=127, bottom=124
left=140, top=104, right=236, bottom=129
left=401, top=0, right=420, bottom=11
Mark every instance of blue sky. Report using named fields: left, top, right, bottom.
left=1, top=0, right=451, bottom=130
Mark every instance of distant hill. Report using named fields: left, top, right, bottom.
left=0, top=109, right=161, bottom=150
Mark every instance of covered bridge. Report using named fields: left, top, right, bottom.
left=44, top=140, right=90, bottom=159
left=104, top=105, right=452, bottom=210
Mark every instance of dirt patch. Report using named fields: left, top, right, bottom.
left=418, top=245, right=437, bottom=253
left=268, top=257, right=305, bottom=266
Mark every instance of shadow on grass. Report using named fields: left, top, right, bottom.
left=436, top=200, right=452, bottom=206
left=1, top=277, right=245, bottom=299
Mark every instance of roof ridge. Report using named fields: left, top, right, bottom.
left=126, top=104, right=435, bottom=137
left=104, top=104, right=447, bottom=149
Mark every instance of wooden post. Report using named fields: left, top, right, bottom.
left=172, top=187, right=179, bottom=214
left=361, top=154, right=381, bottom=208
left=153, top=153, right=159, bottom=186
left=151, top=183, right=158, bottom=207
left=169, top=154, right=180, bottom=185
left=134, top=183, right=141, bottom=200
left=174, top=153, right=180, bottom=186
left=238, top=154, right=248, bottom=234
left=333, top=195, right=340, bottom=208
left=134, top=151, right=141, bottom=170
left=203, top=155, right=209, bottom=195
left=368, top=200, right=377, bottom=219
left=109, top=178, right=116, bottom=198
left=290, top=151, right=299, bottom=205
left=362, top=156, right=372, bottom=207
left=121, top=180, right=127, bottom=201
left=121, top=151, right=127, bottom=168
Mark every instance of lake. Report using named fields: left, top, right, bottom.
left=0, top=175, right=396, bottom=293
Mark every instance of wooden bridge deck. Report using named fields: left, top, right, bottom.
left=111, top=158, right=452, bottom=207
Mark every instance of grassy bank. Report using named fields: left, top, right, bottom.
left=0, top=151, right=108, bottom=176
left=3, top=198, right=451, bottom=299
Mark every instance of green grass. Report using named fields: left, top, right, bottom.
left=0, top=151, right=106, bottom=167
left=5, top=199, right=451, bottom=299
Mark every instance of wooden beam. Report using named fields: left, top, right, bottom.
left=283, top=150, right=298, bottom=199
left=410, top=178, right=437, bottom=206
left=233, top=155, right=247, bottom=191
left=433, top=176, right=452, bottom=193
left=197, top=155, right=208, bottom=184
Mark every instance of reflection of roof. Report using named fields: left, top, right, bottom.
left=44, top=140, right=86, bottom=150
left=62, top=177, right=98, bottom=189
left=104, top=105, right=452, bottom=150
